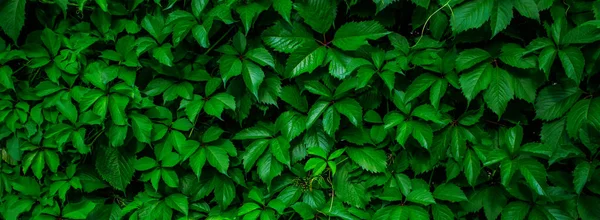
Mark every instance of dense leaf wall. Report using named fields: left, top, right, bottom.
left=1, top=0, right=600, bottom=219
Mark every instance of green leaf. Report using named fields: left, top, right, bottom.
left=285, top=44, right=327, bottom=77
left=482, top=187, right=507, bottom=220
left=573, top=161, right=592, bottom=194
left=518, top=158, right=547, bottom=196
left=566, top=98, right=600, bottom=138
left=291, top=202, right=316, bottom=219
left=512, top=0, right=539, bottom=21
left=270, top=136, right=291, bottom=166
left=236, top=3, right=267, bottom=34
left=410, top=121, right=433, bottom=149
left=219, top=55, right=243, bottom=83
left=191, top=0, right=208, bottom=18
left=500, top=159, right=516, bottom=186
left=373, top=206, right=409, bottom=220
left=503, top=125, right=523, bottom=155
left=501, top=201, right=530, bottom=220
left=333, top=98, right=363, bottom=127
left=95, top=146, right=135, bottom=192
left=451, top=0, right=494, bottom=34
left=62, top=200, right=97, bottom=219
left=142, top=14, right=171, bottom=44
left=326, top=48, right=370, bottom=79
left=455, top=49, right=491, bottom=72
left=535, top=83, right=581, bottom=121
left=346, top=147, right=387, bottom=173
left=257, top=153, right=284, bottom=186
left=490, top=0, right=514, bottom=37
left=407, top=189, right=436, bottom=206
left=405, top=73, right=438, bottom=102
left=206, top=146, right=229, bottom=174
left=273, top=0, right=292, bottom=23
left=562, top=25, right=600, bottom=45
left=0, top=66, right=14, bottom=90
left=202, top=126, right=224, bottom=143
left=262, top=22, right=315, bottom=53
left=275, top=111, right=307, bottom=141
left=280, top=85, right=309, bottom=112
left=295, top=0, right=337, bottom=33
left=238, top=203, right=261, bottom=216
left=129, top=113, right=152, bottom=143
left=463, top=150, right=481, bottom=186
left=234, top=126, right=273, bottom=140
left=578, top=195, right=600, bottom=220
left=323, top=106, right=341, bottom=136
left=0, top=0, right=27, bottom=43
left=204, top=93, right=236, bottom=119
left=152, top=44, right=174, bottom=67
left=245, top=48, right=275, bottom=67
left=459, top=63, right=493, bottom=101
left=558, top=47, right=585, bottom=83
left=165, top=194, right=189, bottom=216
left=135, top=157, right=157, bottom=171
left=242, top=61, right=265, bottom=98
left=432, top=183, right=468, bottom=202
left=108, top=94, right=129, bottom=126
left=243, top=139, right=270, bottom=172
left=432, top=204, right=454, bottom=220
left=332, top=21, right=390, bottom=51
left=538, top=47, right=555, bottom=79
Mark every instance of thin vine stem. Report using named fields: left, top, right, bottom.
left=412, top=0, right=454, bottom=48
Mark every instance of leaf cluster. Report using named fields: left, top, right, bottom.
left=1, top=0, right=600, bottom=219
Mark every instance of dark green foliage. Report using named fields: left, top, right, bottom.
left=1, top=0, right=600, bottom=219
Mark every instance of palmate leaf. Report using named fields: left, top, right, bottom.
left=566, top=98, right=600, bottom=138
